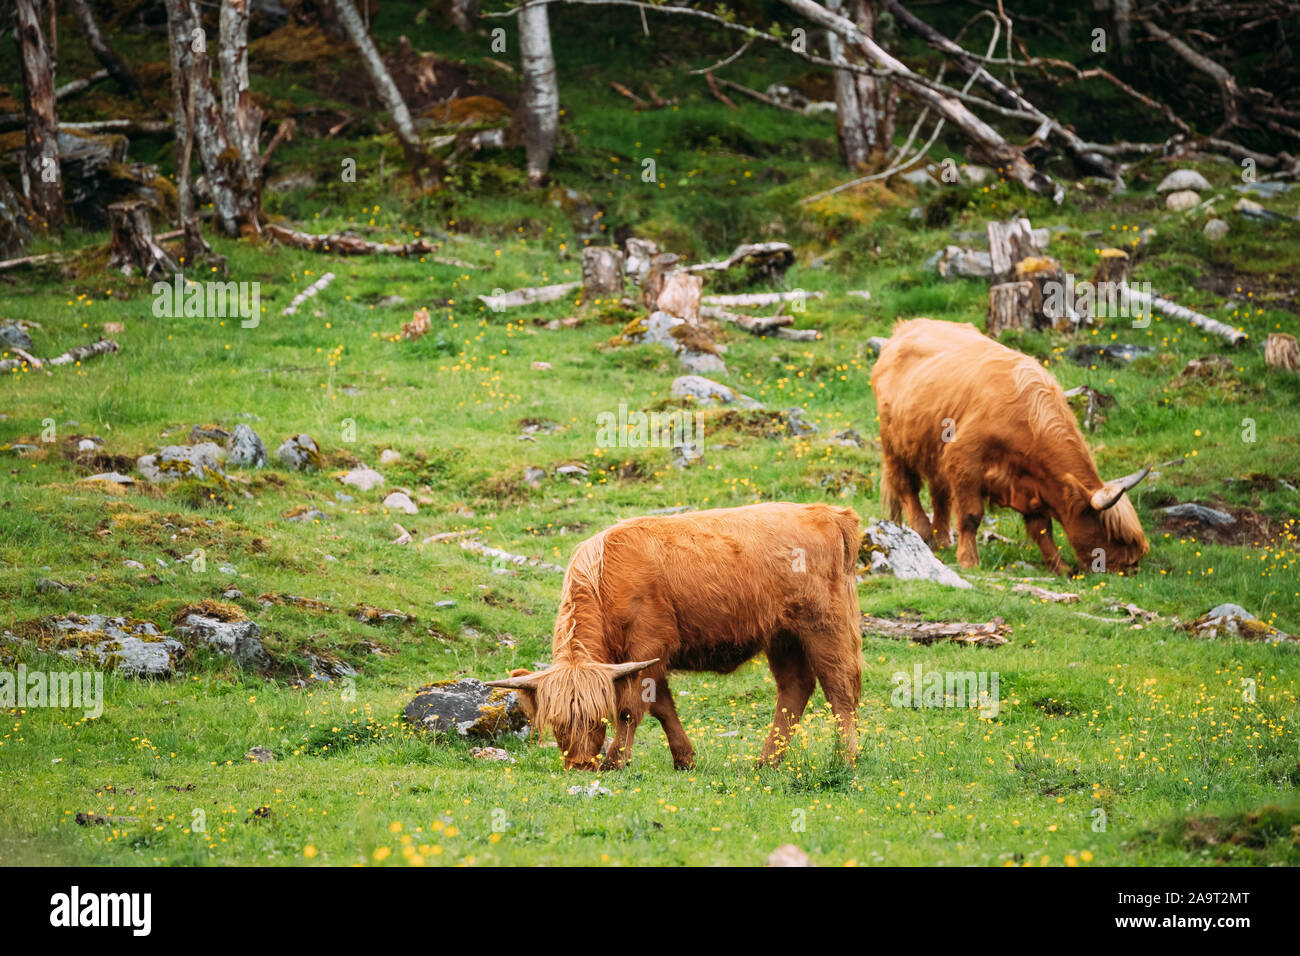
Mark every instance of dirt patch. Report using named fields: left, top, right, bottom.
left=1198, top=266, right=1300, bottom=316
left=1156, top=500, right=1297, bottom=547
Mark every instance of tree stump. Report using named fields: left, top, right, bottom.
left=986, top=281, right=1034, bottom=337
left=581, top=245, right=624, bottom=300
left=1091, top=247, right=1130, bottom=286
left=987, top=218, right=1040, bottom=280
left=1014, top=256, right=1081, bottom=331
left=656, top=270, right=702, bottom=325
left=107, top=200, right=177, bottom=279
left=1266, top=333, right=1300, bottom=372
left=625, top=238, right=665, bottom=308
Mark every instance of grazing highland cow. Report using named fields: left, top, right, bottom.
left=870, top=318, right=1150, bottom=574
left=487, top=502, right=863, bottom=770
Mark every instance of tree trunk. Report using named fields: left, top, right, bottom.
left=986, top=281, right=1034, bottom=337
left=826, top=0, right=884, bottom=170
left=14, top=0, right=63, bottom=231
left=68, top=0, right=141, bottom=96
left=218, top=0, right=263, bottom=235
left=108, top=200, right=179, bottom=279
left=1265, top=333, right=1299, bottom=372
left=581, top=246, right=624, bottom=299
left=782, top=0, right=1063, bottom=201
left=1014, top=257, right=1080, bottom=331
left=165, top=0, right=206, bottom=262
left=329, top=0, right=423, bottom=163
left=450, top=0, right=479, bottom=31
left=1091, top=248, right=1130, bottom=287
left=987, top=218, right=1040, bottom=280
left=519, top=2, right=558, bottom=186
left=163, top=0, right=261, bottom=237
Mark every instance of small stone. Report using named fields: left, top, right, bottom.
left=382, top=491, right=418, bottom=514
left=189, top=424, right=231, bottom=444
left=244, top=746, right=275, bottom=763
left=1203, top=219, right=1230, bottom=241
left=1165, top=189, right=1200, bottom=211
left=1156, top=169, right=1212, bottom=193
left=340, top=467, right=384, bottom=492
left=379, top=448, right=402, bottom=465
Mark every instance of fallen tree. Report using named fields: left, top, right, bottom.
left=265, top=223, right=437, bottom=256
left=0, top=339, right=119, bottom=373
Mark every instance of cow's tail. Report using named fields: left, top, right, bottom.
left=879, top=456, right=902, bottom=522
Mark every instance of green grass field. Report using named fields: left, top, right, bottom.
left=1, top=3, right=1298, bottom=867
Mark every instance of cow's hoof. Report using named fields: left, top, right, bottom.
left=672, top=755, right=695, bottom=771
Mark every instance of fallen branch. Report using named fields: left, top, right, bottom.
left=260, top=117, right=296, bottom=169
left=1012, top=583, right=1079, bottom=603
left=1, top=339, right=119, bottom=373
left=1121, top=285, right=1249, bottom=345
left=459, top=537, right=565, bottom=573
left=266, top=224, right=436, bottom=256
left=701, top=290, right=824, bottom=307
left=0, top=252, right=62, bottom=272
left=703, top=71, right=738, bottom=110
left=685, top=241, right=794, bottom=273
left=701, top=305, right=793, bottom=334
left=282, top=272, right=336, bottom=316
left=861, top=614, right=1010, bottom=647
left=58, top=119, right=171, bottom=134
left=477, top=282, right=580, bottom=310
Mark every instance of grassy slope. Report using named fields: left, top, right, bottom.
left=0, top=4, right=1298, bottom=866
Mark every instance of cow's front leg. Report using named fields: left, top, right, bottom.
left=649, top=680, right=695, bottom=770
left=600, top=708, right=643, bottom=771
left=1024, top=514, right=1069, bottom=575
left=930, top=482, right=953, bottom=549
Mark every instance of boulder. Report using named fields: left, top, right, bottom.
left=1187, top=604, right=1293, bottom=643
left=276, top=434, right=320, bottom=471
left=861, top=520, right=971, bottom=589
left=671, top=374, right=762, bottom=408
left=227, top=423, right=268, bottom=468
left=383, top=491, right=418, bottom=514
left=173, top=613, right=271, bottom=669
left=404, top=678, right=529, bottom=738
left=626, top=311, right=725, bottom=374
left=925, top=245, right=993, bottom=279
left=1163, top=503, right=1234, bottom=528
left=48, top=614, right=186, bottom=678
left=136, top=442, right=227, bottom=483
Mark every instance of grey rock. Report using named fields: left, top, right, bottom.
left=862, top=520, right=971, bottom=589
left=340, top=466, right=384, bottom=491
left=36, top=578, right=71, bottom=593
left=0, top=320, right=34, bottom=352
left=1067, top=343, right=1155, bottom=366
left=244, top=746, right=276, bottom=763
left=227, top=423, right=268, bottom=468
left=49, top=614, right=186, bottom=678
left=1157, top=169, right=1212, bottom=193
left=925, top=245, right=992, bottom=279
left=524, top=466, right=546, bottom=485
left=865, top=336, right=890, bottom=356
left=671, top=374, right=762, bottom=408
left=382, top=491, right=418, bottom=514
left=275, top=434, right=320, bottom=472
left=1163, top=503, right=1235, bottom=527
left=1203, top=219, right=1230, bottom=241
left=136, top=443, right=227, bottom=483
left=1165, top=189, right=1200, bottom=211
left=189, top=424, right=231, bottom=444
left=632, top=311, right=726, bottom=374
left=404, top=678, right=529, bottom=738
left=84, top=471, right=134, bottom=486
left=831, top=428, right=866, bottom=448
left=783, top=407, right=819, bottom=437
left=173, top=613, right=270, bottom=670
left=1233, top=181, right=1292, bottom=198
left=1189, top=604, right=1293, bottom=643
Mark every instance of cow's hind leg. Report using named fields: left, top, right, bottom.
left=802, top=628, right=862, bottom=762
left=885, top=460, right=934, bottom=543
left=930, top=481, right=953, bottom=549
left=759, top=633, right=817, bottom=767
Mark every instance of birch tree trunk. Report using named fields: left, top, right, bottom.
left=68, top=0, right=141, bottom=96
left=163, top=0, right=261, bottom=237
left=826, top=0, right=883, bottom=170
left=329, top=0, right=423, bottom=159
left=218, top=0, right=263, bottom=235
left=519, top=2, right=558, bottom=186
left=14, top=0, right=63, bottom=231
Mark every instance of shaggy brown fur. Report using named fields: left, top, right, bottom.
left=489, top=502, right=863, bottom=770
left=871, top=318, right=1149, bottom=575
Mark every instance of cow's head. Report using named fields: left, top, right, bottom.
left=485, top=659, right=658, bottom=769
left=1063, top=466, right=1151, bottom=572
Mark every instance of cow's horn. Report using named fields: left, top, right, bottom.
left=484, top=669, right=548, bottom=690
left=1091, top=465, right=1151, bottom=511
left=605, top=658, right=659, bottom=679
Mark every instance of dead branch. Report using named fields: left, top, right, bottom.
left=0, top=339, right=119, bottom=373
left=477, top=282, right=581, bottom=310
left=1121, top=285, right=1249, bottom=345
left=266, top=223, right=436, bottom=256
